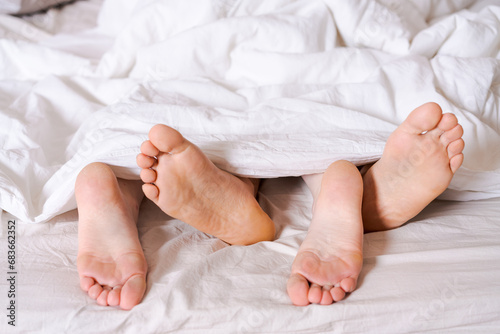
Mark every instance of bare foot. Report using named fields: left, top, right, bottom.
left=288, top=161, right=364, bottom=306
left=76, top=163, right=148, bottom=310
left=362, top=102, right=465, bottom=232
left=136, top=124, right=275, bottom=245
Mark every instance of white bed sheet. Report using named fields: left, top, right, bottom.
left=0, top=0, right=500, bottom=332
left=0, top=0, right=499, bottom=224
left=1, top=177, right=500, bottom=333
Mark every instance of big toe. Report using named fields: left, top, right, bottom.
left=120, top=274, right=147, bottom=310
left=402, top=102, right=443, bottom=134
left=287, top=273, right=310, bottom=306
left=148, top=124, right=188, bottom=154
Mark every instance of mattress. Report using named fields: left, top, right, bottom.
left=1, top=179, right=500, bottom=333
left=0, top=0, right=499, bottom=332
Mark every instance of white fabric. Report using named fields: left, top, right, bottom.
left=0, top=0, right=75, bottom=15
left=1, top=178, right=499, bottom=333
left=0, top=0, right=499, bottom=224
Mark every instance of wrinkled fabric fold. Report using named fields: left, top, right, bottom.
left=0, top=0, right=499, bottom=223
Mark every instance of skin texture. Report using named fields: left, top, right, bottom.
left=136, top=124, right=275, bottom=246
left=287, top=102, right=464, bottom=305
left=288, top=160, right=364, bottom=306
left=361, top=102, right=464, bottom=232
left=76, top=163, right=147, bottom=310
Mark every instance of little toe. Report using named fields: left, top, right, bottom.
left=120, top=274, right=147, bottom=310
left=140, top=140, right=159, bottom=157
left=287, top=273, right=310, bottom=306
left=88, top=283, right=103, bottom=300
left=450, top=153, right=464, bottom=173
left=140, top=168, right=157, bottom=184
left=136, top=153, right=156, bottom=169
left=330, top=286, right=346, bottom=302
left=308, top=284, right=323, bottom=304
left=142, top=184, right=159, bottom=202
left=340, top=277, right=357, bottom=293
left=148, top=124, right=188, bottom=154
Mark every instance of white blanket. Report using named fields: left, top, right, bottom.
left=0, top=0, right=499, bottom=225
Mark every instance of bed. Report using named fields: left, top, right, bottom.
left=0, top=0, right=499, bottom=332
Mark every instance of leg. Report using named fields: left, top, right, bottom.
left=361, top=102, right=465, bottom=232
left=136, top=125, right=275, bottom=245
left=287, top=160, right=364, bottom=306
left=76, top=163, right=148, bottom=310
left=242, top=177, right=261, bottom=197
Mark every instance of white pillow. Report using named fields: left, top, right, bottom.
left=0, top=0, right=75, bottom=15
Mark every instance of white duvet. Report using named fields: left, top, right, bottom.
left=0, top=0, right=499, bottom=224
